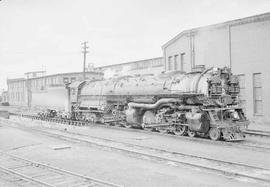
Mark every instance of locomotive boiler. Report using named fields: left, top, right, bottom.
left=66, top=66, right=249, bottom=141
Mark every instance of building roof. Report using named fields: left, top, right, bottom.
left=162, top=11, right=270, bottom=49
left=95, top=57, right=163, bottom=69
left=7, top=71, right=103, bottom=83
left=7, top=78, right=25, bottom=83
left=24, top=71, right=46, bottom=75
left=7, top=58, right=163, bottom=84
left=27, top=71, right=102, bottom=81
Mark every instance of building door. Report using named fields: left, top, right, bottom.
left=253, top=73, right=263, bottom=115
left=168, top=56, right=173, bottom=70
left=180, top=53, right=185, bottom=71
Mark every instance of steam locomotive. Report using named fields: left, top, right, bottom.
left=53, top=66, right=248, bottom=141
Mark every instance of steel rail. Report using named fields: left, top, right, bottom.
left=3, top=120, right=270, bottom=186
left=0, top=165, right=53, bottom=187
left=243, top=129, right=270, bottom=138
left=14, top=114, right=270, bottom=153
left=0, top=151, right=123, bottom=187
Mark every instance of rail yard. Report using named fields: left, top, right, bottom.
left=2, top=2, right=270, bottom=186
left=0, top=104, right=269, bottom=186
left=0, top=113, right=269, bottom=187
left=1, top=64, right=270, bottom=187
left=0, top=65, right=270, bottom=186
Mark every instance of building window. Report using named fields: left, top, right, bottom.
left=63, top=77, right=69, bottom=84
left=71, top=77, right=76, bottom=82
left=180, top=53, right=185, bottom=71
left=238, top=74, right=246, bottom=112
left=174, top=55, right=179, bottom=70
left=253, top=73, right=263, bottom=115
left=168, top=56, right=172, bottom=70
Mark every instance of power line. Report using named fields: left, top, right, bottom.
left=81, top=41, right=89, bottom=80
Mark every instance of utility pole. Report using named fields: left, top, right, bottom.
left=81, top=41, right=89, bottom=80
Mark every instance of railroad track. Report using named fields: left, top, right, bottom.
left=2, top=119, right=270, bottom=186
left=12, top=114, right=270, bottom=153
left=0, top=168, right=39, bottom=187
left=244, top=129, right=270, bottom=138
left=0, top=151, right=122, bottom=187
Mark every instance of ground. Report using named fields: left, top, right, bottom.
left=0, top=118, right=269, bottom=187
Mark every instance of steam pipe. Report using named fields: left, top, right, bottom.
left=128, top=98, right=179, bottom=109
left=195, top=67, right=213, bottom=93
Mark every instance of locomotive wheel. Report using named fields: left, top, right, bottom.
left=187, top=129, right=196, bottom=137
left=100, top=117, right=105, bottom=124
left=174, top=125, right=187, bottom=136
left=209, top=128, right=221, bottom=141
left=88, top=113, right=97, bottom=123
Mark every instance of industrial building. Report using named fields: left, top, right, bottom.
left=95, top=57, right=164, bottom=77
left=7, top=71, right=103, bottom=108
left=6, top=57, right=163, bottom=109
left=6, top=12, right=270, bottom=124
left=162, top=12, right=270, bottom=124
left=1, top=91, right=9, bottom=104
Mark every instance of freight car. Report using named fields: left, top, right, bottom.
left=63, top=66, right=249, bottom=141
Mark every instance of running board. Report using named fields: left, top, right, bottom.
left=144, top=123, right=172, bottom=128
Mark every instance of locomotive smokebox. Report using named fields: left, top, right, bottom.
left=185, top=112, right=210, bottom=133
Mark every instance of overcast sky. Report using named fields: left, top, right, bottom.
left=0, top=0, right=270, bottom=89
